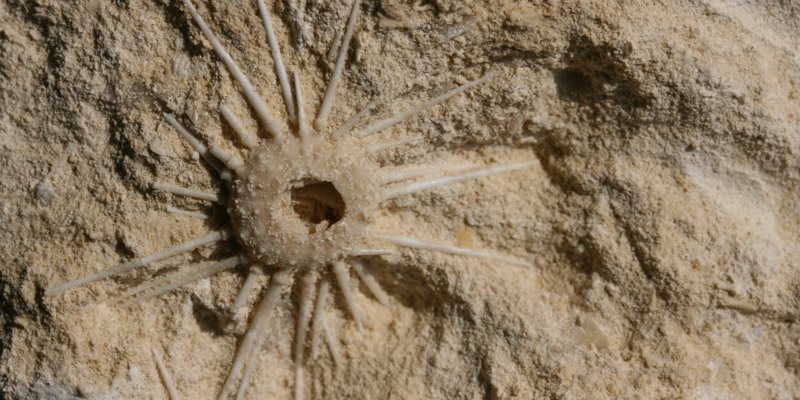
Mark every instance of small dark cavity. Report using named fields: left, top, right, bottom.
left=553, top=68, right=595, bottom=100
left=291, top=179, right=345, bottom=229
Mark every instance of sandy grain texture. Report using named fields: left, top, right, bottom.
left=1, top=0, right=799, bottom=399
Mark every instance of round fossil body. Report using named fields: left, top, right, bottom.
left=229, top=137, right=380, bottom=268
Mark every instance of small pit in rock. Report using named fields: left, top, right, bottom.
left=291, top=179, right=345, bottom=229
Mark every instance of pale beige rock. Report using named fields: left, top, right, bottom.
left=0, top=0, right=798, bottom=399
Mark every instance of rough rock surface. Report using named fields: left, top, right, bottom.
left=1, top=0, right=799, bottom=399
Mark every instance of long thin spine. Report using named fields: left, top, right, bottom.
left=293, top=71, right=310, bottom=154
left=367, top=135, right=423, bottom=154
left=182, top=0, right=283, bottom=139
left=153, top=181, right=224, bottom=204
left=208, top=146, right=244, bottom=175
left=234, top=333, right=267, bottom=400
left=294, top=368, right=305, bottom=400
left=380, top=163, right=476, bottom=185
left=326, top=30, right=343, bottom=62
left=293, top=274, right=316, bottom=400
left=356, top=72, right=496, bottom=138
left=46, top=230, right=226, bottom=296
left=308, top=278, right=330, bottom=361
left=347, top=248, right=396, bottom=257
left=234, top=358, right=254, bottom=400
left=376, top=234, right=532, bottom=267
left=256, top=0, right=296, bottom=122
left=350, top=261, right=390, bottom=307
left=112, top=255, right=242, bottom=303
left=232, top=266, right=262, bottom=314
left=220, top=270, right=291, bottom=400
left=166, top=206, right=208, bottom=220
left=163, top=113, right=226, bottom=173
left=321, top=317, right=342, bottom=365
left=125, top=255, right=245, bottom=305
left=152, top=347, right=181, bottom=400
left=111, top=264, right=200, bottom=303
left=331, top=261, right=362, bottom=330
left=381, top=161, right=535, bottom=201
left=314, top=0, right=362, bottom=131
left=332, top=98, right=380, bottom=139
left=219, top=104, right=258, bottom=149
left=231, top=273, right=286, bottom=400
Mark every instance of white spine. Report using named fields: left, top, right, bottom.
left=347, top=248, right=396, bottom=256
left=351, top=261, right=390, bottom=307
left=163, top=113, right=226, bottom=173
left=153, top=181, right=224, bottom=204
left=380, top=163, right=475, bottom=184
left=232, top=266, right=262, bottom=313
left=309, top=278, right=330, bottom=361
left=46, top=230, right=226, bottom=296
left=182, top=0, right=283, bottom=139
left=357, top=72, right=496, bottom=138
left=125, top=256, right=244, bottom=306
left=256, top=0, right=296, bottom=123
left=293, top=274, right=316, bottom=400
left=377, top=234, right=532, bottom=267
left=294, top=71, right=311, bottom=156
left=381, top=161, right=535, bottom=200
left=333, top=97, right=380, bottom=139
left=367, top=136, right=423, bottom=154
left=332, top=261, right=363, bottom=330
left=220, top=270, right=290, bottom=400
left=208, top=145, right=244, bottom=174
left=111, top=264, right=198, bottom=304
left=219, top=104, right=258, bottom=149
left=152, top=348, right=181, bottom=400
left=166, top=206, right=208, bottom=220
left=315, top=0, right=363, bottom=131
left=322, top=317, right=341, bottom=365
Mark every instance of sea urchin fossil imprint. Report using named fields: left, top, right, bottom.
left=47, top=0, right=534, bottom=398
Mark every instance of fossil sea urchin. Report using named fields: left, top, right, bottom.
left=47, top=0, right=534, bottom=398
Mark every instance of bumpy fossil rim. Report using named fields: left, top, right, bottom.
left=230, top=138, right=380, bottom=268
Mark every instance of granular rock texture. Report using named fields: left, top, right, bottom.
left=1, top=0, right=798, bottom=399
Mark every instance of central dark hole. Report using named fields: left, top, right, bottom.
left=291, top=179, right=345, bottom=228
